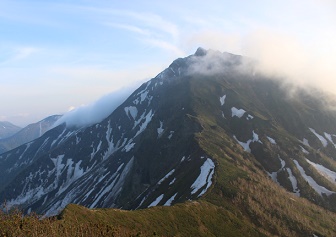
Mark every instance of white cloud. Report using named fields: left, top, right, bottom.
left=240, top=29, right=336, bottom=94
left=105, top=23, right=151, bottom=36
left=54, top=85, right=137, bottom=128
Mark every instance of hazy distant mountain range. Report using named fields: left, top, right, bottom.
left=0, top=121, right=21, bottom=140
left=0, top=115, right=61, bottom=154
left=0, top=48, right=335, bottom=236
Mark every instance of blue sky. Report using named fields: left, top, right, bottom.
left=1, top=0, right=335, bottom=126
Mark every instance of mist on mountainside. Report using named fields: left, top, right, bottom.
left=54, top=84, right=141, bottom=128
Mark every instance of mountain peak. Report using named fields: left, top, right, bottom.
left=194, top=47, right=207, bottom=57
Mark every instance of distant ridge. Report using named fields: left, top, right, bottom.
left=0, top=121, right=21, bottom=139
left=0, top=115, right=61, bottom=154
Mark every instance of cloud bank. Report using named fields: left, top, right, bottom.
left=186, top=28, right=336, bottom=96
left=54, top=85, right=138, bottom=128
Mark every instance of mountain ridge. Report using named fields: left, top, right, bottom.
left=1, top=48, right=336, bottom=236
left=0, top=115, right=61, bottom=154
left=0, top=121, right=21, bottom=140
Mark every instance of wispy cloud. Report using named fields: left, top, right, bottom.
left=105, top=23, right=151, bottom=36
left=0, top=46, right=40, bottom=65
left=80, top=7, right=182, bottom=56
left=12, top=47, right=40, bottom=61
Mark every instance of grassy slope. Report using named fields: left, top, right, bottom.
left=190, top=74, right=336, bottom=236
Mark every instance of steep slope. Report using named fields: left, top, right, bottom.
left=0, top=121, right=21, bottom=140
left=187, top=68, right=336, bottom=211
left=0, top=57, right=214, bottom=216
left=1, top=48, right=336, bottom=236
left=0, top=115, right=61, bottom=154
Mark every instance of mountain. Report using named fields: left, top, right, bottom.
left=0, top=121, right=21, bottom=140
left=0, top=115, right=61, bottom=154
left=0, top=48, right=336, bottom=236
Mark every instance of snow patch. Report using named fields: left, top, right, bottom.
left=246, top=114, right=254, bottom=120
left=309, top=128, right=328, bottom=147
left=157, top=121, right=164, bottom=137
left=306, top=159, right=336, bottom=184
left=234, top=130, right=262, bottom=153
left=267, top=156, right=285, bottom=184
left=324, top=132, right=336, bottom=148
left=124, top=106, right=138, bottom=120
left=158, top=169, right=175, bottom=185
left=164, top=193, right=177, bottom=206
left=300, top=146, right=309, bottom=154
left=300, top=138, right=310, bottom=147
left=140, top=91, right=148, bottom=103
left=252, top=131, right=262, bottom=144
left=267, top=136, right=276, bottom=145
left=221, top=111, right=226, bottom=119
left=168, top=131, right=174, bottom=139
left=135, top=110, right=154, bottom=137
left=286, top=168, right=300, bottom=196
left=234, top=136, right=251, bottom=152
left=293, top=160, right=335, bottom=196
left=231, top=107, right=246, bottom=118
left=169, top=178, right=176, bottom=186
left=219, top=95, right=226, bottom=106
left=123, top=141, right=135, bottom=152
left=148, top=194, right=164, bottom=207
left=191, top=158, right=215, bottom=197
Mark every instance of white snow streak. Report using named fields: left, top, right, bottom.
left=123, top=141, right=135, bottom=152
left=324, top=132, right=336, bottom=148
left=234, top=130, right=262, bottom=153
left=246, top=114, right=254, bottom=120
left=157, top=121, right=164, bottom=137
left=301, top=138, right=310, bottom=147
left=286, top=167, right=300, bottom=196
left=158, top=169, right=175, bottom=185
left=309, top=128, right=328, bottom=147
left=164, top=193, right=177, bottom=206
left=219, top=95, right=226, bottom=106
left=168, top=131, right=174, bottom=139
left=300, top=146, right=309, bottom=154
left=267, top=156, right=285, bottom=184
left=267, top=136, right=277, bottom=145
left=169, top=178, right=176, bottom=186
left=306, top=159, right=336, bottom=184
left=124, top=106, right=138, bottom=120
left=293, top=160, right=335, bottom=196
left=148, top=194, right=164, bottom=207
left=191, top=158, right=215, bottom=197
left=234, top=135, right=251, bottom=152
left=134, top=110, right=154, bottom=137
